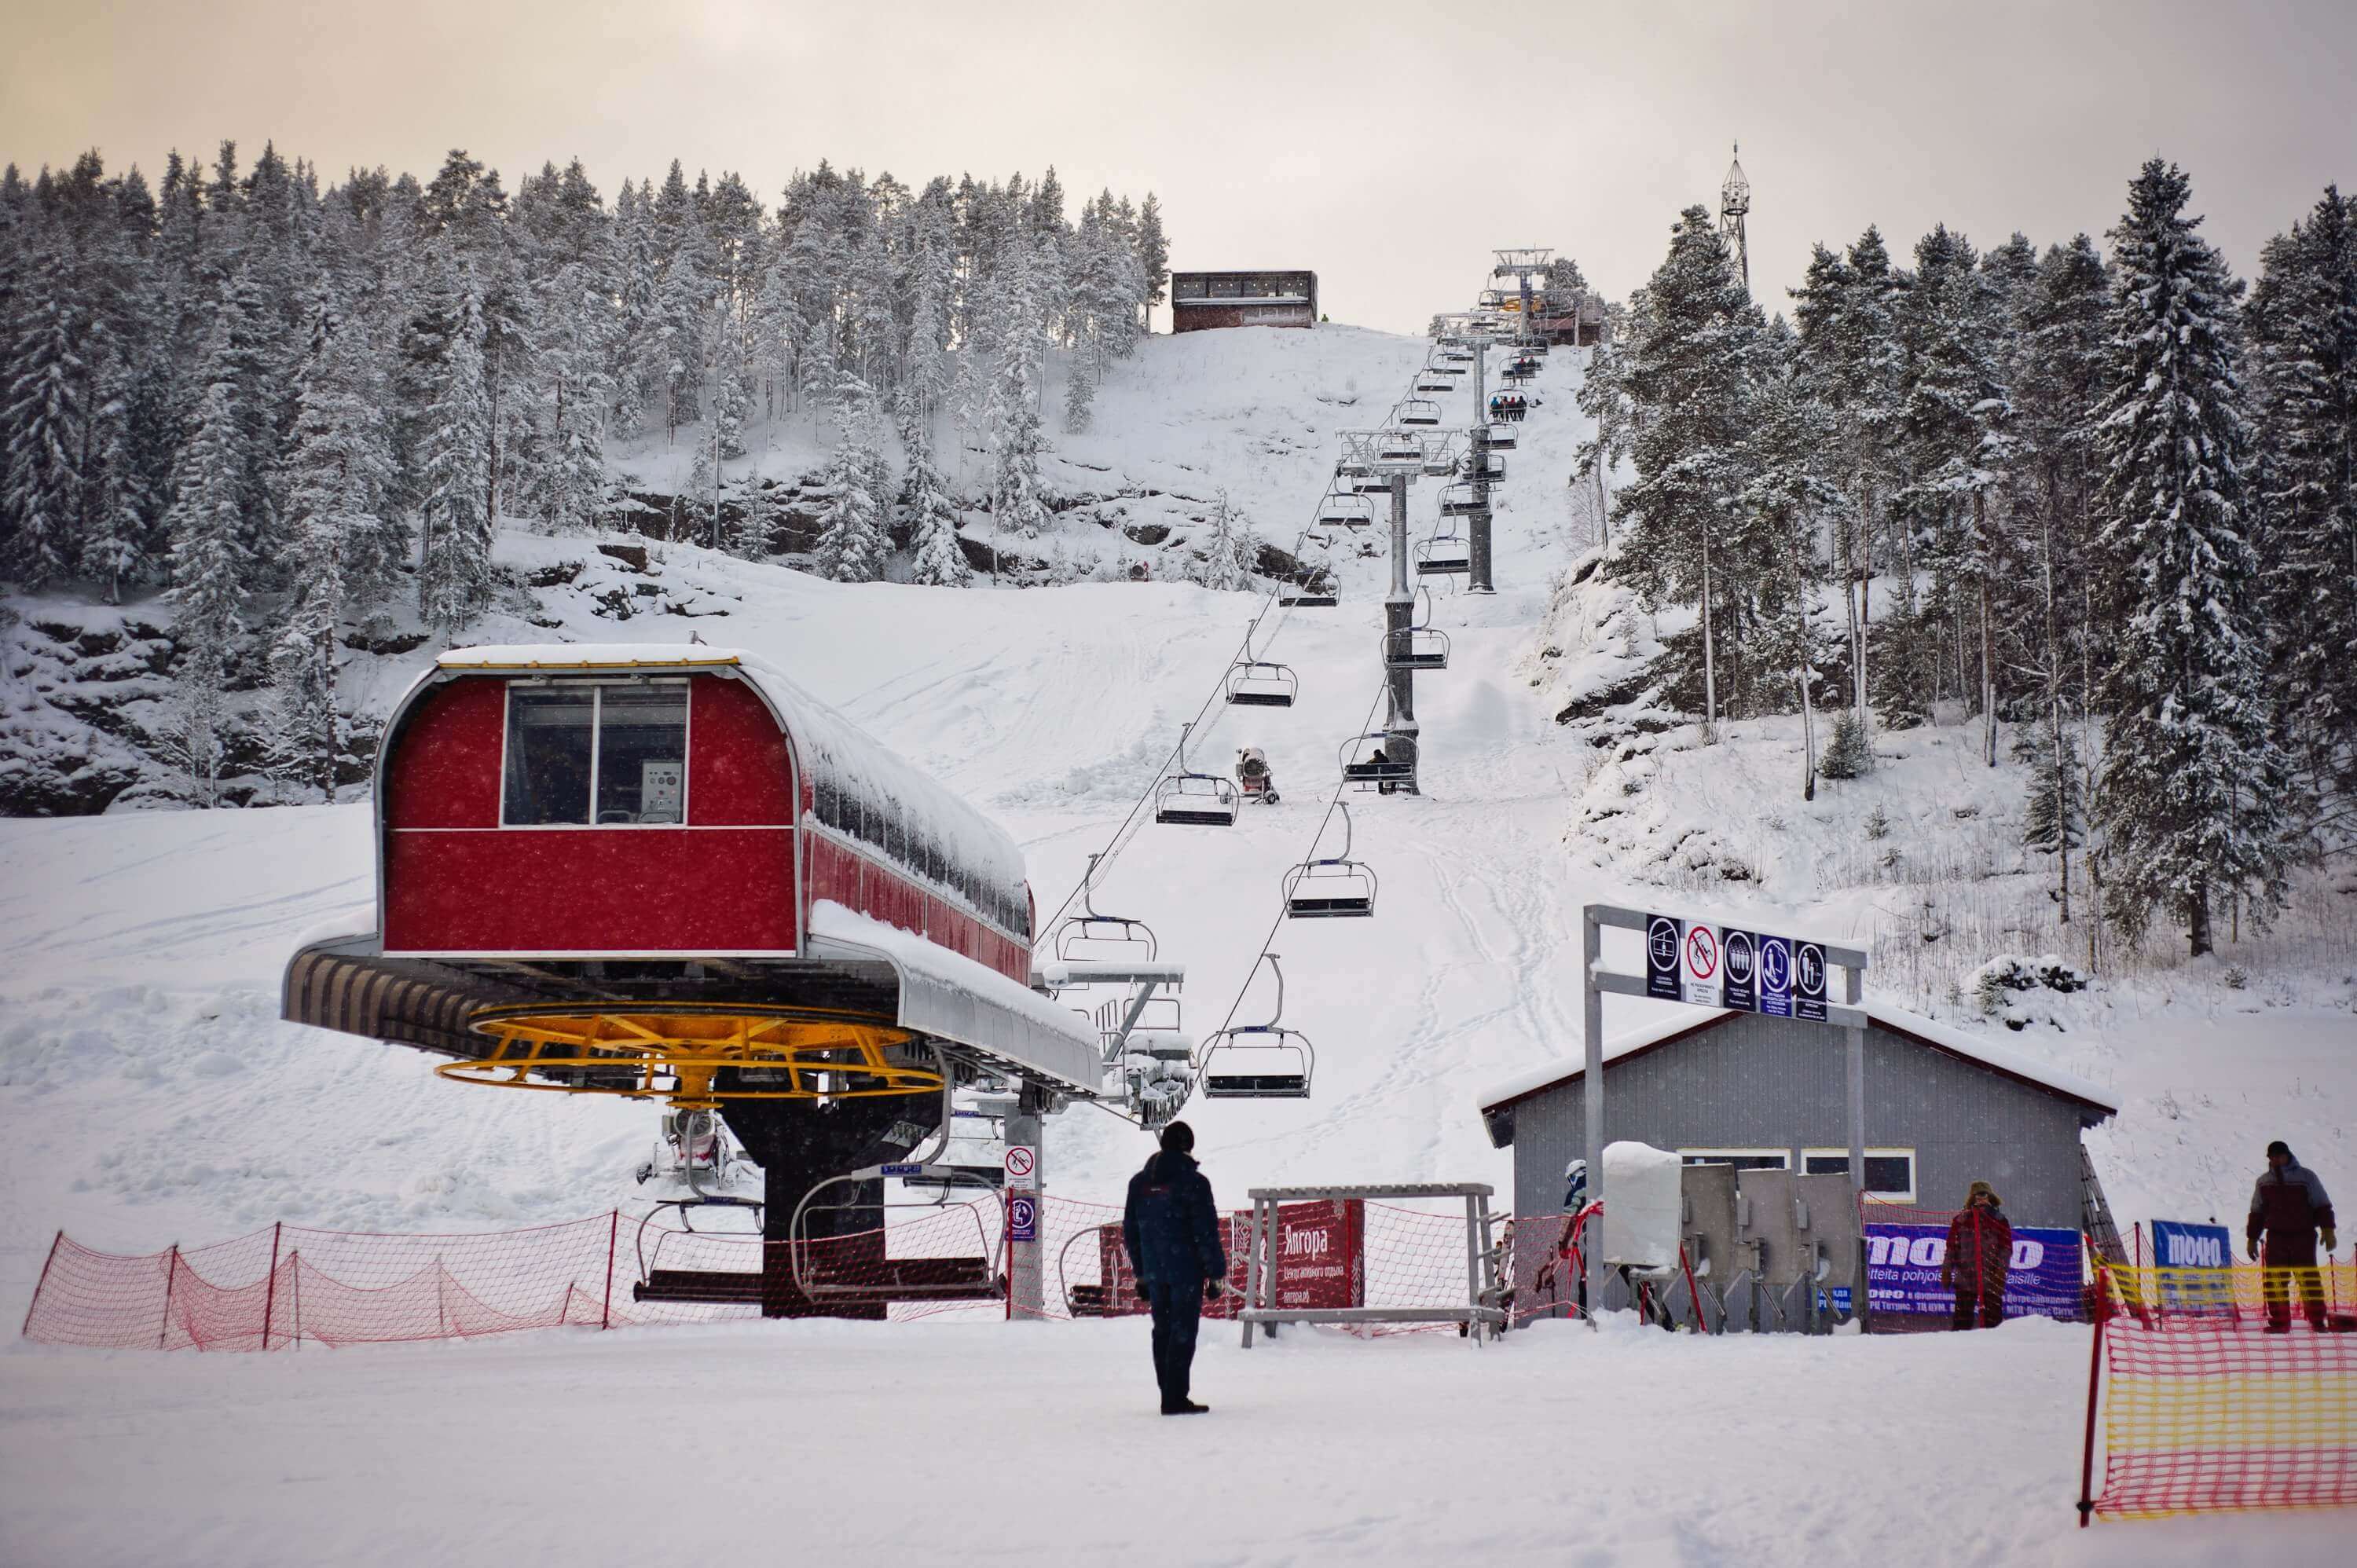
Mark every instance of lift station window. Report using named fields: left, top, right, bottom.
left=501, top=680, right=689, bottom=826
left=1803, top=1149, right=1917, bottom=1203
left=1678, top=1148, right=1790, bottom=1173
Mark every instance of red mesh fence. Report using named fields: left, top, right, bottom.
left=21, top=1195, right=1523, bottom=1349
left=2083, top=1263, right=2357, bottom=1521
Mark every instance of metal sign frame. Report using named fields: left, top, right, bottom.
left=1580, top=903, right=1868, bottom=1322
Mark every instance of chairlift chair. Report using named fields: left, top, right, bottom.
left=1481, top=422, right=1518, bottom=451
left=1384, top=593, right=1451, bottom=670
left=1439, top=482, right=1484, bottom=518
left=1415, top=372, right=1453, bottom=394
left=1283, top=803, right=1377, bottom=918
left=1398, top=398, right=1441, bottom=427
left=1339, top=731, right=1417, bottom=785
left=1351, top=476, right=1394, bottom=495
left=1318, top=492, right=1375, bottom=530
left=1279, top=570, right=1338, bottom=608
left=1225, top=659, right=1298, bottom=709
left=1415, top=530, right=1472, bottom=577
left=1196, top=954, right=1314, bottom=1097
left=1153, top=722, right=1240, bottom=826
left=1376, top=431, right=1424, bottom=465
left=1053, top=860, right=1159, bottom=965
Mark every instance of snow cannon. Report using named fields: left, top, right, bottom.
left=280, top=644, right=1100, bottom=1317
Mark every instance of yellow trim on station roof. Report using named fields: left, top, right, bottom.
left=435, top=653, right=742, bottom=671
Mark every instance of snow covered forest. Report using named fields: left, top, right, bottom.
left=1567, top=162, right=2355, bottom=959
left=0, top=143, right=1169, bottom=801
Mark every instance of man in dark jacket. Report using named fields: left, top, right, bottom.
left=1122, top=1121, right=1227, bottom=1415
left=2248, top=1140, right=2336, bottom=1332
left=1941, top=1180, right=2013, bottom=1330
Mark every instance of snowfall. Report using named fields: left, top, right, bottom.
left=2, top=324, right=2350, bottom=1566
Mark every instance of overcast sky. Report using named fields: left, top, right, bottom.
left=6, top=1, right=2351, bottom=332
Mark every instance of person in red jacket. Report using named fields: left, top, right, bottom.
left=2247, top=1140, right=2337, bottom=1332
left=1942, top=1181, right=2013, bottom=1330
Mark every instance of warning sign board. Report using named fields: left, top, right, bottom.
left=1004, top=1145, right=1037, bottom=1187
left=1795, top=941, right=1828, bottom=1023
left=1721, top=929, right=1758, bottom=1013
left=1644, top=914, right=1683, bottom=1002
left=1681, top=921, right=1721, bottom=1008
left=1008, top=1193, right=1037, bottom=1244
left=1756, top=935, right=1794, bottom=1018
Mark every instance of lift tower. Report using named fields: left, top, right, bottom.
left=1719, top=145, right=1750, bottom=296
left=1338, top=427, right=1454, bottom=793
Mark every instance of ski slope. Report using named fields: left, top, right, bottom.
left=1, top=323, right=2349, bottom=1307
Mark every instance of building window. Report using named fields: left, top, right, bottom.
left=1678, top=1149, right=1791, bottom=1172
left=1803, top=1149, right=1918, bottom=1203
left=502, top=681, right=688, bottom=827
left=502, top=688, right=596, bottom=824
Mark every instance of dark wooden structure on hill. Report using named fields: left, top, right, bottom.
left=1171, top=271, right=1318, bottom=332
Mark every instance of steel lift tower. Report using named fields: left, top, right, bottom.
left=1337, top=427, right=1457, bottom=793
left=1719, top=145, right=1750, bottom=296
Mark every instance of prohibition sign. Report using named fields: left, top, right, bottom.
left=1684, top=925, right=1720, bottom=979
left=1004, top=1145, right=1036, bottom=1182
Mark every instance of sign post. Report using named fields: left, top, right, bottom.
left=1003, top=1110, right=1044, bottom=1320
left=1580, top=904, right=1870, bottom=1329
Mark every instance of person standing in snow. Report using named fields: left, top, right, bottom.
left=1941, top=1181, right=2012, bottom=1330
left=2247, top=1140, right=2336, bottom=1332
left=1122, top=1120, right=1227, bottom=1415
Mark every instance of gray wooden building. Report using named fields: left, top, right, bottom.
left=1170, top=271, right=1318, bottom=332
left=1477, top=1000, right=2119, bottom=1231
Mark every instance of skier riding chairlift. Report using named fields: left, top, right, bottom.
left=1236, top=746, right=1281, bottom=804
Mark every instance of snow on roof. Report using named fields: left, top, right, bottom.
left=1475, top=997, right=2120, bottom=1119
left=437, top=644, right=1028, bottom=903
left=806, top=901, right=1101, bottom=1092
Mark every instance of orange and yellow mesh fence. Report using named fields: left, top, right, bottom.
left=2080, top=1261, right=2357, bottom=1522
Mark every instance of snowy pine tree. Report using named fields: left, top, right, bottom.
left=2091, top=160, right=2296, bottom=957
left=812, top=376, right=889, bottom=583
left=415, top=266, right=497, bottom=633
left=904, top=444, right=971, bottom=586
left=1192, top=488, right=1258, bottom=590
left=2, top=244, right=88, bottom=588
left=163, top=359, right=250, bottom=808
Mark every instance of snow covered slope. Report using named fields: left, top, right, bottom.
left=1, top=323, right=2348, bottom=1330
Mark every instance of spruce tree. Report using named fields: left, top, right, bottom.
left=812, top=376, right=889, bottom=583
left=1192, top=488, right=1258, bottom=590
left=1611, top=207, right=1768, bottom=735
left=904, top=445, right=971, bottom=586
left=2091, top=160, right=2295, bottom=957
left=2248, top=187, right=2357, bottom=818
left=163, top=357, right=251, bottom=807
left=2, top=245, right=89, bottom=587
left=416, top=268, right=497, bottom=632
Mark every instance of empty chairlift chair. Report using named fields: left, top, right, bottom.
left=1439, top=482, right=1484, bottom=518
left=1153, top=723, right=1240, bottom=826
left=1415, top=368, right=1453, bottom=394
left=1384, top=591, right=1450, bottom=670
left=1282, top=803, right=1376, bottom=918
left=1196, top=954, right=1314, bottom=1098
left=1318, top=491, right=1376, bottom=530
left=1415, top=527, right=1472, bottom=578
left=1397, top=398, right=1442, bottom=427
left=1225, top=659, right=1298, bottom=709
left=1280, top=568, right=1339, bottom=608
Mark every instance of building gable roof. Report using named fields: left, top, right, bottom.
left=1475, top=998, right=2120, bottom=1132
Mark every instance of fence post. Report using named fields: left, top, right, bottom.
left=20, top=1229, right=61, bottom=1338
left=159, top=1244, right=180, bottom=1349
left=259, top=1222, right=284, bottom=1352
left=602, top=1210, right=618, bottom=1330
left=2076, top=1269, right=2110, bottom=1527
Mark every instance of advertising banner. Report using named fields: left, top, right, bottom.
left=1093, top=1200, right=1364, bottom=1319
left=1832, top=1222, right=2084, bottom=1321
left=2150, top=1220, right=2237, bottom=1317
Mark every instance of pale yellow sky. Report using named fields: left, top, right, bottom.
left=5, top=0, right=2351, bottom=330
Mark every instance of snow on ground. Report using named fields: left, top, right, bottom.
left=1, top=323, right=2352, bottom=1559
left=1, top=1314, right=2342, bottom=1568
